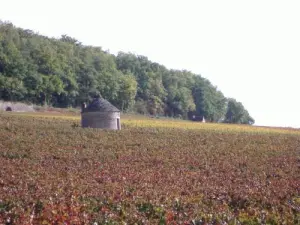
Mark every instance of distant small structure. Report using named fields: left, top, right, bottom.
left=202, top=116, right=206, bottom=123
left=0, top=101, right=35, bottom=112
left=5, top=106, right=12, bottom=112
left=81, top=97, right=121, bottom=130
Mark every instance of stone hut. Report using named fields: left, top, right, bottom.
left=81, top=97, right=121, bottom=130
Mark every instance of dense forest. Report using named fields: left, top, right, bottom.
left=0, top=21, right=254, bottom=124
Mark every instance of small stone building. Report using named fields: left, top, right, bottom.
left=81, top=97, right=121, bottom=130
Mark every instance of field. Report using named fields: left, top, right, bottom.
left=0, top=112, right=299, bottom=224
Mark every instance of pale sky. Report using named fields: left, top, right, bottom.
left=1, top=0, right=300, bottom=128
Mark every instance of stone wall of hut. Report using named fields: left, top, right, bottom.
left=81, top=112, right=121, bottom=130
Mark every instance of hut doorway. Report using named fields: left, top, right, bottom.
left=117, top=118, right=120, bottom=130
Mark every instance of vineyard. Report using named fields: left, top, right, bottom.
left=0, top=112, right=299, bottom=224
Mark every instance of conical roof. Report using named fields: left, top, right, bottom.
left=85, top=97, right=120, bottom=112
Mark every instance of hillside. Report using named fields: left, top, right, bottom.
left=0, top=21, right=254, bottom=124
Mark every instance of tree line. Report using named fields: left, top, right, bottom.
left=0, top=21, right=254, bottom=124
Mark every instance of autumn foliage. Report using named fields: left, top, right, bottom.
left=0, top=113, right=299, bottom=224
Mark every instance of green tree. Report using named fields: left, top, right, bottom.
left=0, top=75, right=27, bottom=101
left=39, top=75, right=64, bottom=105
left=117, top=74, right=137, bottom=111
left=192, top=76, right=226, bottom=122
left=224, top=98, right=254, bottom=124
left=23, top=73, right=43, bottom=103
